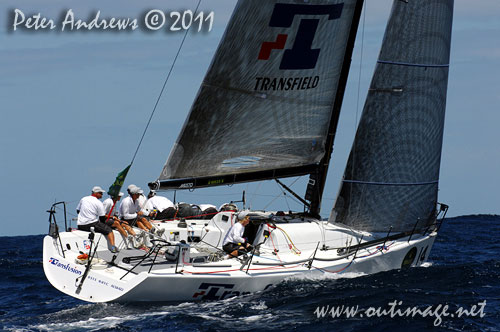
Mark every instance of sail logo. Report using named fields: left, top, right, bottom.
left=258, top=3, right=344, bottom=70
left=49, top=257, right=82, bottom=276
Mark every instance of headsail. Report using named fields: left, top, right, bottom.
left=330, top=0, right=454, bottom=232
left=156, top=0, right=362, bottom=190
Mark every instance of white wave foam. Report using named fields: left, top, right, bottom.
left=33, top=316, right=129, bottom=332
left=420, top=262, right=433, bottom=268
left=243, top=313, right=273, bottom=322
left=287, top=270, right=366, bottom=282
left=4, top=328, right=33, bottom=332
left=195, top=314, right=221, bottom=321
left=31, top=308, right=171, bottom=332
left=249, top=301, right=268, bottom=310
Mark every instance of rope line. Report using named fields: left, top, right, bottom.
left=130, top=0, right=203, bottom=165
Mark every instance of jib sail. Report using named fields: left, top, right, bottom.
left=330, top=0, right=454, bottom=232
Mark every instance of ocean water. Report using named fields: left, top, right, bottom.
left=1, top=215, right=498, bottom=331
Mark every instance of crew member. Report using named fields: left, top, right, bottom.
left=103, top=192, right=142, bottom=249
left=76, top=186, right=119, bottom=253
left=120, top=186, right=157, bottom=234
left=222, top=211, right=252, bottom=258
left=143, top=190, right=174, bottom=220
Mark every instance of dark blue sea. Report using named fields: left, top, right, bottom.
left=1, top=215, right=498, bottom=331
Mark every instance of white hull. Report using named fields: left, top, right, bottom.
left=43, top=212, right=437, bottom=303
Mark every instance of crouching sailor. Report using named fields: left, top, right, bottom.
left=76, top=186, right=119, bottom=253
left=222, top=211, right=252, bottom=258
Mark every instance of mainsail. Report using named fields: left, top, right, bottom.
left=330, top=0, right=454, bottom=232
left=156, top=0, right=362, bottom=190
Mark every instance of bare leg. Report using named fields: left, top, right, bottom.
left=122, top=223, right=136, bottom=236
left=140, top=218, right=153, bottom=231
left=229, top=246, right=246, bottom=258
left=106, top=232, right=116, bottom=246
left=135, top=220, right=149, bottom=232
left=112, top=221, right=128, bottom=238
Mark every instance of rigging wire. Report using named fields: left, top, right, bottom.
left=130, top=0, right=203, bottom=166
left=276, top=182, right=292, bottom=211
left=248, top=181, right=263, bottom=210
left=263, top=177, right=301, bottom=210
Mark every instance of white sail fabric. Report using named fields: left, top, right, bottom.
left=159, top=0, right=359, bottom=183
left=330, top=0, right=454, bottom=232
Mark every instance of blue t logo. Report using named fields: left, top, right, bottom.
left=258, top=3, right=344, bottom=70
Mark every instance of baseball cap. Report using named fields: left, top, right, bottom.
left=129, top=186, right=141, bottom=195
left=92, top=186, right=105, bottom=193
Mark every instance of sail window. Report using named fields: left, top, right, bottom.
left=221, top=156, right=262, bottom=169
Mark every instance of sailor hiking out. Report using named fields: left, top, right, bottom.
left=103, top=191, right=143, bottom=249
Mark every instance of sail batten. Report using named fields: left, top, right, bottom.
left=377, top=60, right=450, bottom=68
left=157, top=0, right=361, bottom=190
left=342, top=180, right=439, bottom=186
left=330, top=0, right=454, bottom=232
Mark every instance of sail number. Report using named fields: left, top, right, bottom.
left=208, top=179, right=224, bottom=185
left=144, top=10, right=214, bottom=32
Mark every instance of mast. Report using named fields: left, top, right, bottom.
left=307, top=0, right=365, bottom=217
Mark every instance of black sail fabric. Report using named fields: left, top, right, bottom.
left=330, top=0, right=454, bottom=232
left=158, top=0, right=360, bottom=187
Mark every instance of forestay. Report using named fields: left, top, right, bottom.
left=157, top=0, right=360, bottom=189
left=331, top=0, right=454, bottom=232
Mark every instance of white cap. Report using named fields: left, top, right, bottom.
left=138, top=189, right=144, bottom=194
left=129, top=186, right=141, bottom=195
left=92, top=186, right=105, bottom=194
left=127, top=184, right=138, bottom=195
left=237, top=210, right=250, bottom=221
left=118, top=192, right=124, bottom=197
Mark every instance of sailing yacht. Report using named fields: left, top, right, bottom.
left=43, top=0, right=454, bottom=302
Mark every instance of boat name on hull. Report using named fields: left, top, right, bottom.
left=192, top=282, right=273, bottom=300
left=49, top=257, right=82, bottom=276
